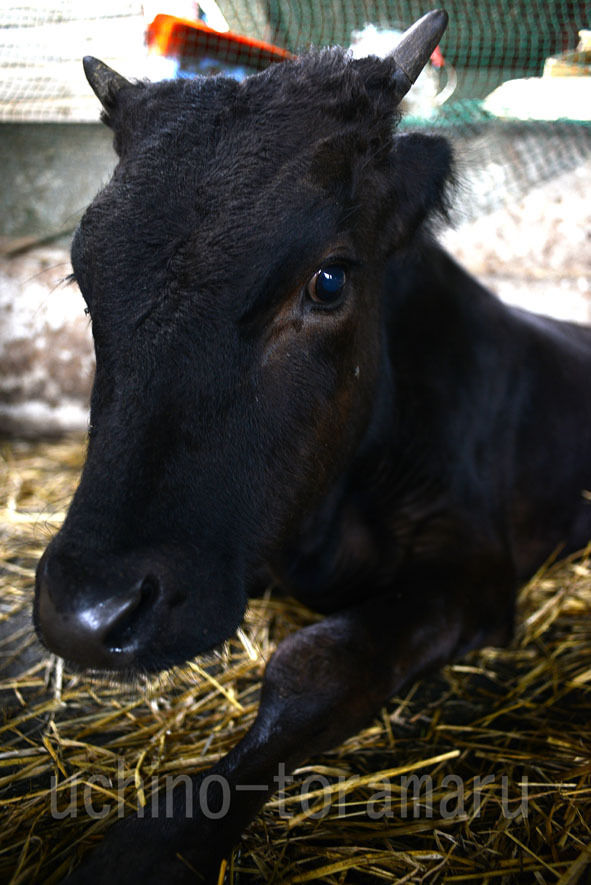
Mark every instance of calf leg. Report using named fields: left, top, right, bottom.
left=63, top=572, right=514, bottom=884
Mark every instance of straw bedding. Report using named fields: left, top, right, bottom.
left=1, top=437, right=590, bottom=884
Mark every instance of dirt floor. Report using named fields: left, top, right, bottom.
left=0, top=244, right=93, bottom=435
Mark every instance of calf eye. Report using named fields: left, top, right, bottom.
left=306, top=264, right=347, bottom=306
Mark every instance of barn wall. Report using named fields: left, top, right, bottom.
left=0, top=122, right=115, bottom=238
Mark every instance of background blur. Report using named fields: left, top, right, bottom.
left=1, top=0, right=590, bottom=435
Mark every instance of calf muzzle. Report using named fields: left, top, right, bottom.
left=34, top=538, right=248, bottom=672
left=35, top=546, right=166, bottom=670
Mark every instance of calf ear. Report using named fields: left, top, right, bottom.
left=384, top=131, right=453, bottom=247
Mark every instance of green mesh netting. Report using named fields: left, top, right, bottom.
left=209, top=1, right=591, bottom=210
left=218, top=0, right=588, bottom=101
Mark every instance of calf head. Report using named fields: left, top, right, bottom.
left=34, top=11, right=452, bottom=674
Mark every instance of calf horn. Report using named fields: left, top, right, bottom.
left=83, top=56, right=131, bottom=111
left=390, top=9, right=449, bottom=101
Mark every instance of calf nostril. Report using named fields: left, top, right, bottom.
left=103, top=574, right=160, bottom=652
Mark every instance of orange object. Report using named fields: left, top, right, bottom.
left=430, top=46, right=445, bottom=68
left=146, top=14, right=295, bottom=74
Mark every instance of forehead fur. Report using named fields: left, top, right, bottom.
left=241, top=49, right=401, bottom=127
left=107, top=49, right=402, bottom=164
left=75, top=49, right=429, bottom=318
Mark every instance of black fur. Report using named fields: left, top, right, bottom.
left=33, top=48, right=591, bottom=883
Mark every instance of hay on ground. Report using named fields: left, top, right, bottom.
left=0, top=437, right=590, bottom=884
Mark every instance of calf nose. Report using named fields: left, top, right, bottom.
left=35, top=549, right=161, bottom=669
